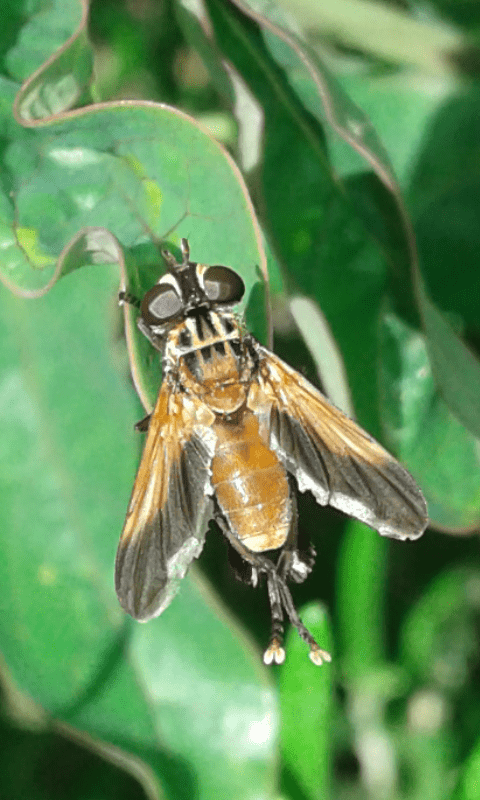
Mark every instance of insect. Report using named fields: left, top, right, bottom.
left=116, top=239, right=428, bottom=665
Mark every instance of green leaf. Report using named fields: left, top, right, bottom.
left=379, top=311, right=480, bottom=530
left=266, top=0, right=465, bottom=74
left=417, top=0, right=480, bottom=29
left=5, top=0, right=87, bottom=84
left=66, top=575, right=278, bottom=800
left=0, top=713, right=146, bottom=800
left=0, top=272, right=133, bottom=710
left=338, top=72, right=453, bottom=188
left=279, top=603, right=333, bottom=800
left=401, top=566, right=480, bottom=690
left=408, top=87, right=480, bottom=330
left=420, top=285, right=480, bottom=441
left=460, top=734, right=480, bottom=800
left=175, top=0, right=235, bottom=105
left=1, top=102, right=266, bottom=328
left=336, top=521, right=389, bottom=677
left=402, top=88, right=480, bottom=443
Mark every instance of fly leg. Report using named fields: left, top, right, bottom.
left=275, top=505, right=331, bottom=665
left=134, top=414, right=151, bottom=432
left=277, top=580, right=332, bottom=666
left=215, top=514, right=286, bottom=664
left=118, top=290, right=141, bottom=309
left=118, top=291, right=164, bottom=351
left=276, top=490, right=316, bottom=585
left=264, top=570, right=287, bottom=666
left=215, top=514, right=330, bottom=665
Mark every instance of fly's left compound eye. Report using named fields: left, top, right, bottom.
left=141, top=283, right=183, bottom=325
left=203, top=266, right=245, bottom=304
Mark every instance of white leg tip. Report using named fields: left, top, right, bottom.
left=263, top=641, right=286, bottom=665
left=309, top=646, right=332, bottom=666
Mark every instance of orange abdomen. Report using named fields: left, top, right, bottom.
left=211, top=411, right=291, bottom=553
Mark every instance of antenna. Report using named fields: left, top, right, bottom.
left=161, top=238, right=191, bottom=274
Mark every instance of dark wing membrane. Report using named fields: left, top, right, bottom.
left=115, top=385, right=215, bottom=620
left=249, top=347, right=428, bottom=540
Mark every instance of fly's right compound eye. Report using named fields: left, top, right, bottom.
left=203, top=266, right=245, bottom=304
left=141, top=283, right=183, bottom=325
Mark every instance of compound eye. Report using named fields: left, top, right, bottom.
left=141, top=283, right=183, bottom=324
left=203, top=266, right=245, bottom=304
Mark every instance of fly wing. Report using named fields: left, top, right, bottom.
left=248, top=347, right=428, bottom=541
left=115, top=384, right=216, bottom=621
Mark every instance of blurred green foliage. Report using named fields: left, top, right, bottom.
left=0, top=0, right=480, bottom=799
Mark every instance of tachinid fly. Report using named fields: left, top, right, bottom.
left=116, top=239, right=428, bottom=665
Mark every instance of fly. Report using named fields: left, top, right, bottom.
left=116, top=239, right=428, bottom=665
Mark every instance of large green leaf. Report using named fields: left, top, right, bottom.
left=0, top=0, right=266, bottom=319
left=2, top=82, right=269, bottom=403
left=0, top=267, right=277, bottom=799
left=2, top=101, right=265, bottom=297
